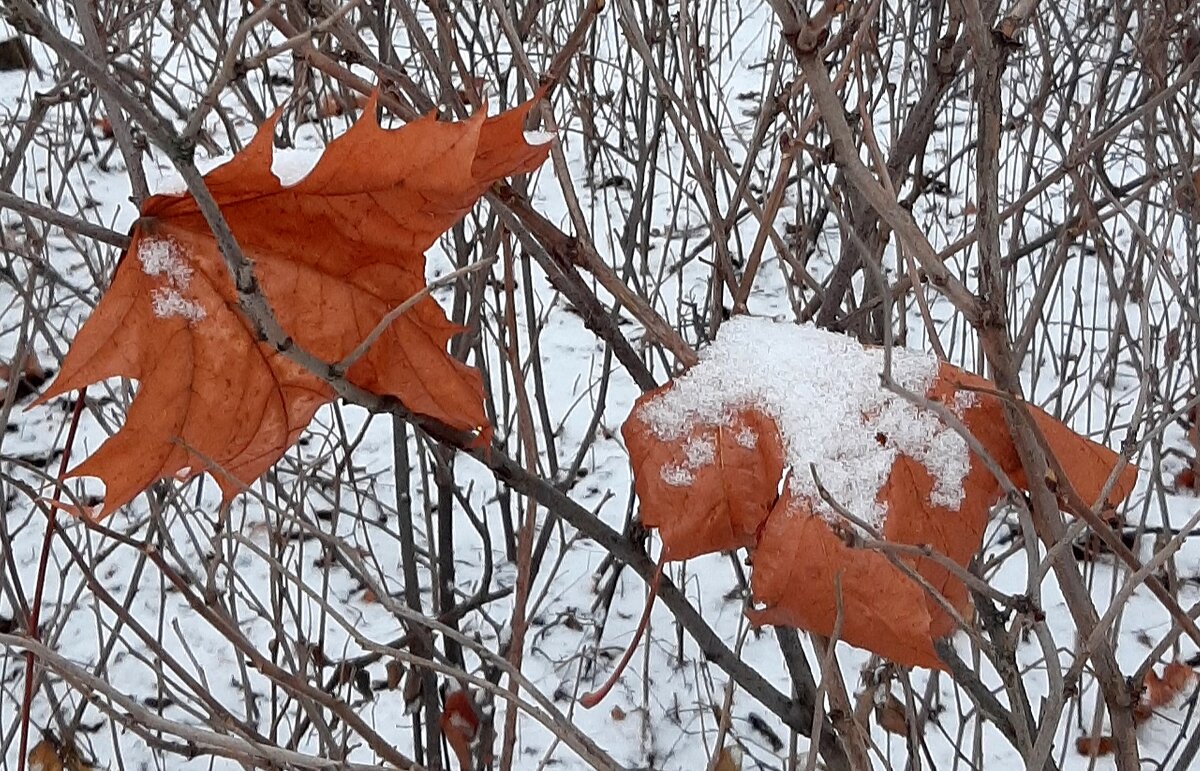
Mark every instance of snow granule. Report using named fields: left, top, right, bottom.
left=637, top=317, right=970, bottom=528
left=660, top=465, right=694, bottom=487
left=139, top=237, right=192, bottom=286
left=151, top=288, right=206, bottom=322
left=661, top=436, right=717, bottom=486
left=736, top=426, right=757, bottom=449
left=140, top=237, right=204, bottom=322
left=682, top=436, right=715, bottom=468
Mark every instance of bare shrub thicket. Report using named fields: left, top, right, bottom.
left=1, top=0, right=1199, bottom=769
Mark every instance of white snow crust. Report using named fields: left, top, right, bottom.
left=139, top=237, right=205, bottom=322
left=660, top=435, right=717, bottom=487
left=638, top=317, right=970, bottom=528
left=150, top=287, right=205, bottom=323
left=139, top=237, right=192, bottom=285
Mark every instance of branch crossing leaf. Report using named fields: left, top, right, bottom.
left=623, top=319, right=1138, bottom=668
left=37, top=96, right=550, bottom=516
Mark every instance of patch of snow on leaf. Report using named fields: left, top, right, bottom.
left=140, top=237, right=204, bottom=322
left=873, top=405, right=969, bottom=510
left=736, top=425, right=757, bottom=449
left=151, top=288, right=206, bottom=322
left=660, top=464, right=694, bottom=487
left=682, top=436, right=715, bottom=468
left=637, top=317, right=969, bottom=528
left=660, top=436, right=716, bottom=487
left=139, top=237, right=192, bottom=286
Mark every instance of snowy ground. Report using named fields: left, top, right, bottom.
left=2, top=1, right=1200, bottom=770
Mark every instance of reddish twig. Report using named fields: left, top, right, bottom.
left=17, top=391, right=86, bottom=771
left=580, top=556, right=664, bottom=709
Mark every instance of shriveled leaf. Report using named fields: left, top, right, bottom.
left=440, top=688, right=480, bottom=771
left=402, top=668, right=424, bottom=715
left=39, top=97, right=549, bottom=516
left=385, top=659, right=405, bottom=690
left=1075, top=735, right=1115, bottom=757
left=874, top=694, right=910, bottom=736
left=27, top=736, right=93, bottom=771
left=1144, top=660, right=1198, bottom=708
left=27, top=740, right=63, bottom=771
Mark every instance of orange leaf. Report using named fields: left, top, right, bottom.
left=27, top=735, right=93, bottom=771
left=440, top=688, right=481, bottom=771
left=622, top=396, right=785, bottom=559
left=28, top=739, right=63, bottom=771
left=749, top=481, right=941, bottom=667
left=624, top=323, right=1139, bottom=669
left=38, top=96, right=549, bottom=516
left=1163, top=661, right=1198, bottom=693
left=1075, top=735, right=1115, bottom=757
left=943, top=366, right=1138, bottom=508
left=1144, top=661, right=1197, bottom=708
left=93, top=115, right=114, bottom=139
left=749, top=363, right=1137, bottom=668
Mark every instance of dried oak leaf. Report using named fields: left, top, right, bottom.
left=626, top=359, right=1138, bottom=669
left=38, top=97, right=549, bottom=516
left=874, top=693, right=911, bottom=736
